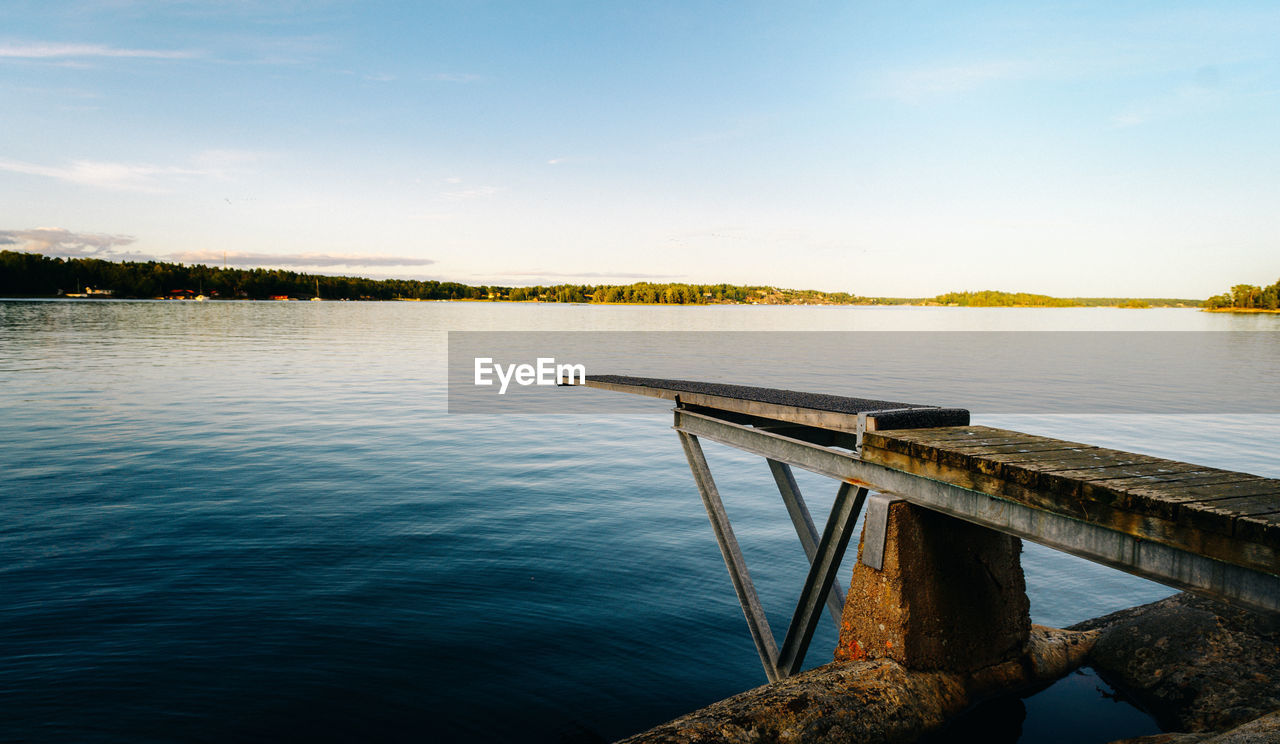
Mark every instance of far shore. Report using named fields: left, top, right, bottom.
left=1203, top=307, right=1280, bottom=314
left=1, top=295, right=1211, bottom=309
left=0, top=293, right=1218, bottom=307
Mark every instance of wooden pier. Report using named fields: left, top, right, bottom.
left=572, top=375, right=1280, bottom=682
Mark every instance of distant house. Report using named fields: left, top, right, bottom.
left=168, top=289, right=196, bottom=299
left=269, top=295, right=291, bottom=301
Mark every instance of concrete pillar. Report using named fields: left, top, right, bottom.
left=835, top=501, right=1031, bottom=672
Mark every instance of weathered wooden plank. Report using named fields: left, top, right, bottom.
left=859, top=442, right=1280, bottom=574
left=1093, top=469, right=1255, bottom=490
left=896, top=436, right=1088, bottom=465
left=1238, top=512, right=1280, bottom=544
left=872, top=427, right=1050, bottom=444
left=1179, top=494, right=1280, bottom=538
left=1200, top=493, right=1280, bottom=516
left=933, top=440, right=1085, bottom=456
left=900, top=437, right=1073, bottom=463
left=871, top=428, right=1280, bottom=539
left=1067, top=461, right=1208, bottom=481
left=679, top=410, right=1280, bottom=609
left=898, top=431, right=1052, bottom=447
left=934, top=450, right=1163, bottom=501
left=1135, top=478, right=1280, bottom=502
left=867, top=425, right=1006, bottom=443
left=905, top=445, right=1087, bottom=485
left=1065, top=469, right=1280, bottom=530
left=916, top=445, right=1280, bottom=538
left=863, top=427, right=1048, bottom=457
left=988, top=455, right=1177, bottom=489
left=1073, top=469, right=1249, bottom=521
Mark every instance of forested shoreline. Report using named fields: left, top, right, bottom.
left=1, top=250, right=1204, bottom=307
left=1204, top=280, right=1280, bottom=311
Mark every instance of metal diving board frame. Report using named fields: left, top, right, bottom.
left=570, top=375, right=1280, bottom=682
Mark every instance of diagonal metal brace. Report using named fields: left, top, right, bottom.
left=775, top=482, right=867, bottom=678
left=678, top=431, right=782, bottom=682
left=766, top=459, right=847, bottom=625
left=680, top=424, right=868, bottom=681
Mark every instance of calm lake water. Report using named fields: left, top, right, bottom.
left=2, top=300, right=1277, bottom=743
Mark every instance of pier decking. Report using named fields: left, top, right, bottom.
left=572, top=375, right=1280, bottom=681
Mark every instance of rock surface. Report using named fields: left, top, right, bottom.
left=618, top=590, right=1280, bottom=743
left=1198, top=709, right=1280, bottom=743
left=1108, top=708, right=1280, bottom=743
left=1074, top=593, right=1280, bottom=733
left=618, top=625, right=1095, bottom=744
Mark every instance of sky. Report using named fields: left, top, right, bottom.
left=2, top=1, right=1278, bottom=297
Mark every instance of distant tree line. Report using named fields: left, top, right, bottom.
left=0, top=251, right=502, bottom=301
left=0, top=251, right=869, bottom=304
left=1204, top=280, right=1280, bottom=310
left=933, top=291, right=1200, bottom=308
left=0, top=250, right=1208, bottom=307
left=935, top=290, right=1081, bottom=307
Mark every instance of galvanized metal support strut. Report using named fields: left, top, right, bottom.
left=569, top=375, right=1280, bottom=684
left=673, top=406, right=1280, bottom=615
left=766, top=459, right=847, bottom=625
left=678, top=420, right=868, bottom=681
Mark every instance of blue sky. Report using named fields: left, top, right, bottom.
left=2, top=1, right=1278, bottom=296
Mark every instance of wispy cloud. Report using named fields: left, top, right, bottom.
left=1111, top=66, right=1228, bottom=128
left=877, top=60, right=1038, bottom=102
left=0, top=157, right=202, bottom=192
left=426, top=72, right=481, bottom=83
left=190, top=149, right=272, bottom=178
left=221, top=34, right=334, bottom=66
left=442, top=185, right=501, bottom=201
left=491, top=270, right=681, bottom=280
left=0, top=42, right=196, bottom=60
left=0, top=151, right=265, bottom=192
left=1, top=228, right=437, bottom=270
left=0, top=227, right=136, bottom=257
left=167, top=251, right=436, bottom=269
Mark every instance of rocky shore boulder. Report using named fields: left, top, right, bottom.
left=617, top=625, right=1096, bottom=744
left=1109, top=708, right=1280, bottom=744
left=1073, top=592, right=1280, bottom=734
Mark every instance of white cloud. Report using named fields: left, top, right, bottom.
left=190, top=149, right=271, bottom=178
left=167, top=250, right=436, bottom=268
left=0, top=153, right=256, bottom=192
left=490, top=270, right=681, bottom=280
left=0, top=42, right=196, bottom=60
left=442, top=185, right=501, bottom=200
left=1110, top=74, right=1228, bottom=128
left=426, top=72, right=481, bottom=83
left=0, top=227, right=136, bottom=257
left=1, top=228, right=436, bottom=271
left=878, top=60, right=1038, bottom=102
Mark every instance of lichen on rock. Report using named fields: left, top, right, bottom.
left=1074, top=593, right=1280, bottom=734
left=617, top=626, right=1096, bottom=744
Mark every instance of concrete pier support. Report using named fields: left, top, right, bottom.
left=835, top=501, right=1031, bottom=672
